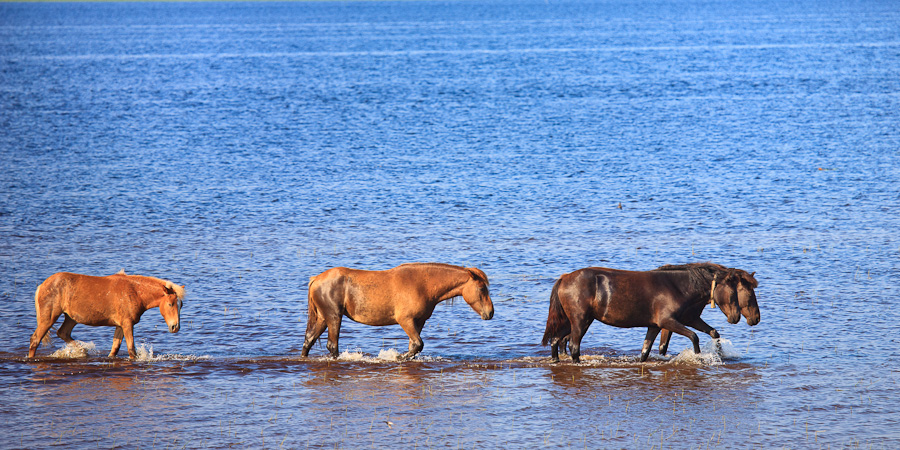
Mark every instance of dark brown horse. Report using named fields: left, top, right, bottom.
left=28, top=271, right=185, bottom=359
left=542, top=263, right=754, bottom=363
left=302, top=263, right=493, bottom=360
left=657, top=267, right=759, bottom=356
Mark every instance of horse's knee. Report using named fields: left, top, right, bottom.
left=709, top=329, right=720, bottom=339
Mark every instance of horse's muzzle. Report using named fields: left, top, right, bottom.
left=482, top=310, right=494, bottom=320
left=169, top=323, right=180, bottom=333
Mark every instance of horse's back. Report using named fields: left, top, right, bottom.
left=559, top=267, right=671, bottom=328
left=36, top=272, right=135, bottom=321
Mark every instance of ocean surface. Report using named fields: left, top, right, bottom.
left=1, top=0, right=899, bottom=448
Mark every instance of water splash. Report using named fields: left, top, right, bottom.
left=337, top=348, right=402, bottom=362
left=133, top=343, right=210, bottom=362
left=669, top=339, right=741, bottom=365
left=705, top=338, right=742, bottom=359
left=334, top=348, right=447, bottom=363
left=376, top=348, right=402, bottom=361
left=48, top=341, right=99, bottom=358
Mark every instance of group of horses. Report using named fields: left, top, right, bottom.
left=27, top=262, right=759, bottom=362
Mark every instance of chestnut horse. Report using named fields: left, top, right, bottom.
left=302, top=263, right=493, bottom=360
left=657, top=266, right=759, bottom=356
left=542, top=263, right=753, bottom=363
left=28, top=271, right=185, bottom=359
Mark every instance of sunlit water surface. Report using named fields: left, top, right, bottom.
left=1, top=0, right=899, bottom=448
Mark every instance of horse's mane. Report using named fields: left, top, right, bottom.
left=398, top=262, right=490, bottom=286
left=111, top=270, right=186, bottom=300
left=653, top=262, right=727, bottom=294
left=732, top=268, right=759, bottom=288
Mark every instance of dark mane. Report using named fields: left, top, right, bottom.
left=653, top=262, right=728, bottom=294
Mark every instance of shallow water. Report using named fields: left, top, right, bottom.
left=1, top=0, right=899, bottom=448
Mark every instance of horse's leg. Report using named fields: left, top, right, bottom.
left=324, top=316, right=342, bottom=358
left=640, top=327, right=661, bottom=362
left=301, top=301, right=327, bottom=357
left=568, top=316, right=594, bottom=364
left=397, top=317, right=425, bottom=360
left=301, top=319, right=327, bottom=357
left=57, top=314, right=77, bottom=344
left=684, top=317, right=720, bottom=339
left=659, top=318, right=701, bottom=354
left=109, top=327, right=124, bottom=357
left=28, top=312, right=61, bottom=358
left=658, top=330, right=672, bottom=356
left=550, top=335, right=570, bottom=363
left=122, top=322, right=138, bottom=359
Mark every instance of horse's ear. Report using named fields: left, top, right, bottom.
left=466, top=267, right=489, bottom=286
left=747, top=272, right=759, bottom=288
left=164, top=281, right=187, bottom=299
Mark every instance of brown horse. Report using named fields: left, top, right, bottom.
left=28, top=271, right=185, bottom=359
left=542, top=263, right=751, bottom=363
left=302, top=263, right=494, bottom=360
left=657, top=267, right=759, bottom=356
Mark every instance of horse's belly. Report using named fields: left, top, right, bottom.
left=62, top=298, right=119, bottom=327
left=345, top=312, right=397, bottom=327
left=343, top=302, right=398, bottom=326
left=66, top=310, right=117, bottom=327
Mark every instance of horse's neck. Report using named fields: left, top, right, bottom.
left=429, top=270, right=469, bottom=303
left=142, top=295, right=164, bottom=310
left=672, top=270, right=713, bottom=303
left=133, top=280, right=166, bottom=310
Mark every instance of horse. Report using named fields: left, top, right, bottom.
left=28, top=270, right=185, bottom=359
left=302, top=263, right=494, bottom=360
left=657, top=267, right=759, bottom=356
left=541, top=263, right=752, bottom=363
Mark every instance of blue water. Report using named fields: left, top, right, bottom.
left=1, top=0, right=899, bottom=448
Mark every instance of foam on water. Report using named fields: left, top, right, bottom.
left=48, top=341, right=100, bottom=358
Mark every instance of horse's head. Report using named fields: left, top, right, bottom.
left=159, top=281, right=185, bottom=333
left=712, top=271, right=741, bottom=324
left=461, top=268, right=494, bottom=320
left=736, top=271, right=760, bottom=326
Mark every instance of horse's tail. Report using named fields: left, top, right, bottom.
left=541, top=277, right=569, bottom=346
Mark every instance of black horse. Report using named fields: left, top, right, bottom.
left=542, top=263, right=759, bottom=363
